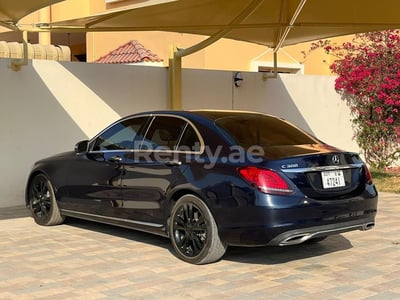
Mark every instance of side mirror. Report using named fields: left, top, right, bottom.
left=74, top=140, right=89, bottom=155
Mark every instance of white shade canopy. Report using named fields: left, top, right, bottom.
left=3, top=0, right=400, bottom=50
left=46, top=0, right=400, bottom=49
left=0, top=0, right=64, bottom=30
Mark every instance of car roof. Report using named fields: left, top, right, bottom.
left=189, top=110, right=273, bottom=120
left=132, top=109, right=277, bottom=122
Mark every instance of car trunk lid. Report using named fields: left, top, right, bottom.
left=260, top=144, right=368, bottom=199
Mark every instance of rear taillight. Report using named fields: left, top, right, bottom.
left=364, top=166, right=373, bottom=185
left=238, top=167, right=294, bottom=195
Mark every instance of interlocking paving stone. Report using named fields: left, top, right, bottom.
left=0, top=192, right=399, bottom=299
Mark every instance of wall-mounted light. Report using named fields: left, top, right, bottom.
left=233, top=72, right=243, bottom=87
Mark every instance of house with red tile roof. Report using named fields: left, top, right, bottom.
left=95, top=40, right=163, bottom=65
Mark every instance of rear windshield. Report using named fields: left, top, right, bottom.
left=215, top=115, right=318, bottom=149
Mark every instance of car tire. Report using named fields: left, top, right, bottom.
left=169, top=194, right=227, bottom=264
left=28, top=174, right=65, bottom=226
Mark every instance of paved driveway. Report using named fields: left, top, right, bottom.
left=0, top=192, right=399, bottom=299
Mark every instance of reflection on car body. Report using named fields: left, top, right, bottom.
left=26, top=110, right=378, bottom=264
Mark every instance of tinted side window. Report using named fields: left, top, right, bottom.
left=215, top=115, right=317, bottom=148
left=142, top=116, right=186, bottom=150
left=177, top=124, right=201, bottom=152
left=91, top=117, right=148, bottom=151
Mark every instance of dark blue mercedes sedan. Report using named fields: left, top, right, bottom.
left=26, top=110, right=378, bottom=264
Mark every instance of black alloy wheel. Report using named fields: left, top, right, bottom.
left=169, top=195, right=226, bottom=264
left=28, top=174, right=64, bottom=226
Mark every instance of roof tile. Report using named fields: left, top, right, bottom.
left=95, top=40, right=163, bottom=64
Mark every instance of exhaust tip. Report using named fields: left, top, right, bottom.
left=362, top=222, right=375, bottom=231
left=279, top=234, right=312, bottom=246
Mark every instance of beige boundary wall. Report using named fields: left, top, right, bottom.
left=0, top=59, right=358, bottom=207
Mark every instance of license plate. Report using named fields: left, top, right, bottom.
left=321, top=170, right=346, bottom=189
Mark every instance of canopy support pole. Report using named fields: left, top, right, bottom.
left=10, top=31, right=29, bottom=71
left=168, top=0, right=265, bottom=109
left=262, top=51, right=279, bottom=79
left=169, top=45, right=182, bottom=110
left=274, top=0, right=308, bottom=51
left=259, top=0, right=307, bottom=79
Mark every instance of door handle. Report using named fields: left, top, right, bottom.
left=108, top=156, right=123, bottom=163
left=164, top=160, right=182, bottom=166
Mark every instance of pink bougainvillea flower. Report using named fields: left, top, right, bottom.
left=385, top=117, right=394, bottom=124
left=304, top=30, right=400, bottom=168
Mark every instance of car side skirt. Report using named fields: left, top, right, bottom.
left=60, top=209, right=168, bottom=238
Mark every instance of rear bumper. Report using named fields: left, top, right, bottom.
left=219, top=215, right=376, bottom=247
left=215, top=193, right=378, bottom=247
